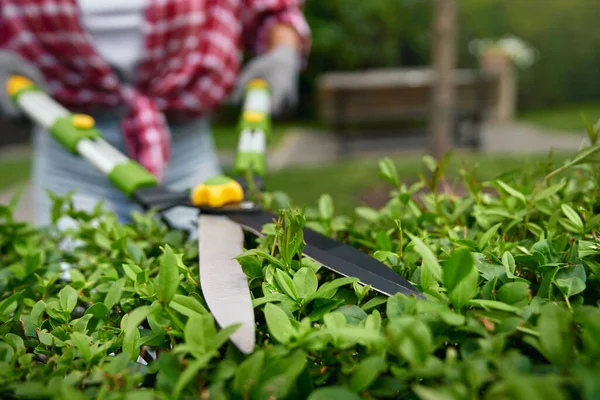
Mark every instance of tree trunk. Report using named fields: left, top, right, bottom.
left=429, top=0, right=456, bottom=160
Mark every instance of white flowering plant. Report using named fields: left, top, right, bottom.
left=469, top=34, right=537, bottom=69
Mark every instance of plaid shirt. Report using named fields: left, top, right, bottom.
left=0, top=0, right=310, bottom=179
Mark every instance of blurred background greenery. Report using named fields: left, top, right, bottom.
left=294, top=0, right=600, bottom=119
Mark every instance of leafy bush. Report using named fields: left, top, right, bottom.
left=2, top=133, right=600, bottom=399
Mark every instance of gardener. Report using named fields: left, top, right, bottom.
left=0, top=0, right=310, bottom=229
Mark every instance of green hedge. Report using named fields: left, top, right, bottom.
left=1, top=133, right=600, bottom=398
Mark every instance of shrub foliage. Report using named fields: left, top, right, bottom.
left=2, top=137, right=600, bottom=398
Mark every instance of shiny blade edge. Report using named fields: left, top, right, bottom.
left=229, top=211, right=424, bottom=299
left=198, top=214, right=256, bottom=354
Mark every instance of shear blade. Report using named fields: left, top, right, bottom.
left=229, top=211, right=424, bottom=299
left=198, top=214, right=256, bottom=353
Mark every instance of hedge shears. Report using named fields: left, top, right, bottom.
left=6, top=75, right=423, bottom=354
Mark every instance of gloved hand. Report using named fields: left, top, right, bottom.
left=0, top=50, right=46, bottom=118
left=232, top=44, right=301, bottom=116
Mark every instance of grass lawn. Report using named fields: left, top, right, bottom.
left=518, top=102, right=600, bottom=132
left=0, top=147, right=575, bottom=217
left=0, top=157, right=31, bottom=193
left=211, top=120, right=320, bottom=150
left=266, top=151, right=574, bottom=215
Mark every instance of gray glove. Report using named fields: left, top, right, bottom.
left=232, top=44, right=301, bottom=116
left=0, top=50, right=46, bottom=118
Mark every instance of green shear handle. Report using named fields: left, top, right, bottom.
left=5, top=74, right=271, bottom=209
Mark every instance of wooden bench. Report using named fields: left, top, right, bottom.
left=317, top=67, right=499, bottom=155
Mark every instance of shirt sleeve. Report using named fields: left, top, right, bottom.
left=240, top=0, right=311, bottom=66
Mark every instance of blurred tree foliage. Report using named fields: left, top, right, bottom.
left=457, top=0, right=600, bottom=110
left=297, top=0, right=433, bottom=118
left=295, top=0, right=600, bottom=118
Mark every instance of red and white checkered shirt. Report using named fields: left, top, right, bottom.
left=0, top=0, right=310, bottom=180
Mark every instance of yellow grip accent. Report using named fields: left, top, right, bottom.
left=243, top=111, right=264, bottom=123
left=247, top=79, right=268, bottom=89
left=6, top=75, right=35, bottom=96
left=72, top=114, right=95, bottom=129
left=191, top=179, right=244, bottom=208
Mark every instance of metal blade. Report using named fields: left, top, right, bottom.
left=229, top=211, right=424, bottom=299
left=198, top=214, right=256, bottom=353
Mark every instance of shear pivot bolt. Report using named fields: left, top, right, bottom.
left=191, top=176, right=244, bottom=208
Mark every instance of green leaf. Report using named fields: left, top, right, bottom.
left=538, top=265, right=560, bottom=299
left=582, top=113, right=599, bottom=145
left=94, top=231, right=112, bottom=251
left=578, top=240, right=600, bottom=258
left=184, top=315, right=207, bottom=354
left=308, top=277, right=360, bottom=302
left=309, top=298, right=345, bottom=321
left=468, top=299, right=520, bottom=313
left=238, top=255, right=264, bottom=280
left=69, top=269, right=86, bottom=283
left=37, top=329, right=53, bottom=346
left=536, top=303, right=574, bottom=368
left=496, top=180, right=527, bottom=204
left=84, top=303, right=110, bottom=322
left=355, top=207, right=380, bottom=223
left=361, top=296, right=388, bottom=311
left=69, top=332, right=92, bottom=362
left=0, top=291, right=23, bottom=322
left=561, top=204, right=584, bottom=232
left=575, top=306, right=600, bottom=358
left=406, top=232, right=442, bottom=289
left=58, top=285, right=78, bottom=313
left=532, top=181, right=566, bottom=202
left=555, top=264, right=587, bottom=297
left=443, top=247, right=474, bottom=292
left=169, top=294, right=208, bottom=317
left=497, top=282, right=531, bottom=307
left=350, top=355, right=387, bottom=392
left=318, top=194, right=334, bottom=220
left=502, top=251, right=517, bottom=277
left=104, top=278, right=125, bottom=309
left=324, top=311, right=347, bottom=328
left=173, top=353, right=214, bottom=400
left=387, top=317, right=432, bottom=367
left=379, top=157, right=400, bottom=188
left=264, top=303, right=296, bottom=344
left=442, top=247, right=478, bottom=310
left=103, top=352, right=131, bottom=374
left=236, top=249, right=285, bottom=269
left=277, top=207, right=306, bottom=267
left=478, top=223, right=502, bottom=251
left=412, top=385, right=464, bottom=400
left=307, top=387, right=362, bottom=400
left=274, top=269, right=298, bottom=300
left=234, top=350, right=265, bottom=396
left=546, top=144, right=600, bottom=180
left=4, top=333, right=24, bottom=355
left=293, top=267, right=318, bottom=299
left=12, top=382, right=51, bottom=399
left=336, top=305, right=368, bottom=325
left=583, top=259, right=600, bottom=278
left=123, top=263, right=143, bottom=282
left=157, top=245, right=181, bottom=304
left=449, top=265, right=479, bottom=312
left=208, top=323, right=241, bottom=353
left=122, top=306, right=153, bottom=361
